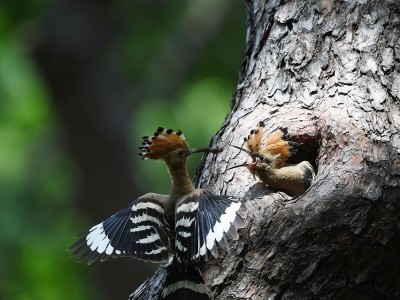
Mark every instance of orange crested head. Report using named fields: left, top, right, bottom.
left=244, top=121, right=294, bottom=168
left=139, top=127, right=189, bottom=160
left=139, top=127, right=222, bottom=162
left=244, top=120, right=265, bottom=154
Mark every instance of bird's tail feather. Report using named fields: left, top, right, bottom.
left=162, top=258, right=210, bottom=300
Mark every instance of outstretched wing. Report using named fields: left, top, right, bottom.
left=69, top=194, right=172, bottom=264
left=174, top=190, right=247, bottom=265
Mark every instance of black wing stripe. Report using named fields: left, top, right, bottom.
left=103, top=214, right=128, bottom=255
left=113, top=212, right=131, bottom=256
left=102, top=215, right=124, bottom=251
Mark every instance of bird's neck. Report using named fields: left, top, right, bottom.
left=255, top=167, right=277, bottom=185
left=165, top=159, right=195, bottom=203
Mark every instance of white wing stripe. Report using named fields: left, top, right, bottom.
left=176, top=216, right=195, bottom=227
left=86, top=223, right=113, bottom=254
left=200, top=243, right=207, bottom=256
left=145, top=246, right=167, bottom=255
left=105, top=243, right=114, bottom=255
left=177, top=231, right=191, bottom=238
left=213, top=221, right=224, bottom=242
left=197, top=201, right=243, bottom=255
left=136, top=232, right=161, bottom=244
left=220, top=202, right=241, bottom=232
left=86, top=224, right=101, bottom=242
left=130, top=214, right=164, bottom=227
left=130, top=225, right=152, bottom=232
left=206, top=229, right=216, bottom=250
left=162, top=280, right=207, bottom=298
left=131, top=202, right=164, bottom=213
left=175, top=239, right=187, bottom=251
left=176, top=201, right=199, bottom=213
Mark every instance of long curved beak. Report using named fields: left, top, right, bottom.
left=227, top=163, right=249, bottom=170
left=229, top=145, right=252, bottom=170
left=230, top=145, right=253, bottom=156
left=230, top=144, right=268, bottom=163
left=189, top=147, right=222, bottom=155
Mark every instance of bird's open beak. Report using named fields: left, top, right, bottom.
left=229, top=145, right=259, bottom=179
left=189, top=147, right=222, bottom=155
left=231, top=144, right=271, bottom=164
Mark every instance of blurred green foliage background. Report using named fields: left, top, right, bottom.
left=0, top=0, right=245, bottom=299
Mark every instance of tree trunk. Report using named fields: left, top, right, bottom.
left=132, top=0, right=400, bottom=299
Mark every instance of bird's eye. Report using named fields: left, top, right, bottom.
left=178, top=150, right=185, bottom=156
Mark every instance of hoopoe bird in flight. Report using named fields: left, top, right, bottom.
left=70, top=127, right=247, bottom=299
left=230, top=121, right=315, bottom=197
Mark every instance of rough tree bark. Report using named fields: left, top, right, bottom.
left=133, top=0, right=400, bottom=299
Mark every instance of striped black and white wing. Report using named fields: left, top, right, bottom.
left=174, top=189, right=247, bottom=265
left=69, top=193, right=172, bottom=264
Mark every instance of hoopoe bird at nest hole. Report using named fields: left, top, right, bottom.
left=230, top=121, right=315, bottom=197
left=70, top=127, right=247, bottom=300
